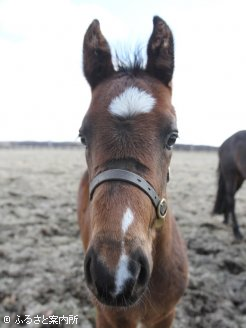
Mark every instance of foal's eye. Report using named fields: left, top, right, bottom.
left=79, top=135, right=87, bottom=146
left=166, top=131, right=178, bottom=150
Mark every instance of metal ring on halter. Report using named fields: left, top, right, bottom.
left=155, top=198, right=168, bottom=228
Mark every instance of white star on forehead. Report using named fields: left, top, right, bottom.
left=109, top=86, right=156, bottom=118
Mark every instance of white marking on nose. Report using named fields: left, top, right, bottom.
left=109, top=86, right=156, bottom=118
left=122, top=208, right=134, bottom=234
left=114, top=253, right=132, bottom=296
left=113, top=208, right=134, bottom=296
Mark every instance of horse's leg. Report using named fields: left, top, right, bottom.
left=223, top=176, right=230, bottom=225
left=225, top=192, right=240, bottom=239
left=231, top=210, right=243, bottom=240
left=223, top=212, right=229, bottom=224
left=223, top=171, right=243, bottom=239
left=231, top=176, right=244, bottom=240
left=225, top=187, right=243, bottom=240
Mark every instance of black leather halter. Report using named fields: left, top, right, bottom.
left=89, top=169, right=168, bottom=224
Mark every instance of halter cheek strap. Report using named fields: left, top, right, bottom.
left=89, top=169, right=168, bottom=226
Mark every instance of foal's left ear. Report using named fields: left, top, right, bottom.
left=146, top=16, right=174, bottom=86
left=83, top=19, right=115, bottom=89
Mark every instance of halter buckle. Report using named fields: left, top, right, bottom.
left=155, top=198, right=168, bottom=228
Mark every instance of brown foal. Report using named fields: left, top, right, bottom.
left=78, top=16, right=188, bottom=328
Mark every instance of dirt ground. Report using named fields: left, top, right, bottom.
left=0, top=148, right=245, bottom=328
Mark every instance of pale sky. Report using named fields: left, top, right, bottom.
left=0, top=0, right=245, bottom=146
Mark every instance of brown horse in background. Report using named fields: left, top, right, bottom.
left=78, top=16, right=188, bottom=327
left=213, top=130, right=246, bottom=240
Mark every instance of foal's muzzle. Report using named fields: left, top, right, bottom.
left=84, top=246, right=150, bottom=307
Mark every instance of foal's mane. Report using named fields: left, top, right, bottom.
left=114, top=48, right=145, bottom=76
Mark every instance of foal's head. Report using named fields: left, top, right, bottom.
left=79, top=16, right=178, bottom=307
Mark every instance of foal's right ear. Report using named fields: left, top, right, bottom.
left=83, top=19, right=115, bottom=89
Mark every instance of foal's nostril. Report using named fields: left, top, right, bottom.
left=84, top=252, right=93, bottom=286
left=137, top=260, right=149, bottom=287
left=84, top=248, right=115, bottom=299
left=132, top=252, right=150, bottom=291
left=125, top=251, right=149, bottom=298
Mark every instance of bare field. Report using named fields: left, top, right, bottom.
left=0, top=148, right=246, bottom=327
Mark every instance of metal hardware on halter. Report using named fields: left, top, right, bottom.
left=89, top=169, right=168, bottom=227
left=155, top=198, right=168, bottom=228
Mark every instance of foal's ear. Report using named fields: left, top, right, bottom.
left=146, top=16, right=174, bottom=86
left=83, top=19, right=114, bottom=89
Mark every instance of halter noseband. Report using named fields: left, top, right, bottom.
left=89, top=169, right=168, bottom=228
